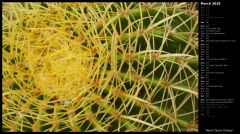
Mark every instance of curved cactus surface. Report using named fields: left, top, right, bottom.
left=2, top=2, right=198, bottom=132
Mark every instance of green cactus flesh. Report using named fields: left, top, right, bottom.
left=2, top=2, right=198, bottom=132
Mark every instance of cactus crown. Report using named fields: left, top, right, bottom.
left=2, top=2, right=198, bottom=132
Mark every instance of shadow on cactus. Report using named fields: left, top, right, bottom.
left=2, top=2, right=198, bottom=132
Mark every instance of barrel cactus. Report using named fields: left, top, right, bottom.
left=2, top=2, right=198, bottom=132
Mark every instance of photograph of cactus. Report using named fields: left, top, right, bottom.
left=2, top=2, right=198, bottom=132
